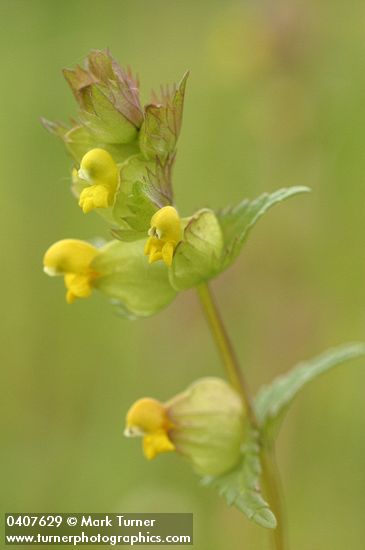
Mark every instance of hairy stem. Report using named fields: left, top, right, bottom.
left=196, top=282, right=287, bottom=550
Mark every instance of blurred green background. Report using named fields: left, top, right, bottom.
left=1, top=0, right=365, bottom=548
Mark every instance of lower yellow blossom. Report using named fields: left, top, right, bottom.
left=77, top=148, right=119, bottom=214
left=125, top=378, right=246, bottom=476
left=144, top=206, right=182, bottom=267
left=43, top=239, right=99, bottom=303
left=124, top=398, right=175, bottom=460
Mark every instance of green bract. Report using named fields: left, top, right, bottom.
left=203, top=428, right=277, bottom=529
left=167, top=378, right=247, bottom=476
left=63, top=49, right=143, bottom=144
left=169, top=209, right=224, bottom=291
left=139, top=72, right=189, bottom=160
left=42, top=119, right=140, bottom=165
left=217, top=186, right=311, bottom=269
left=93, top=240, right=176, bottom=318
left=168, top=187, right=310, bottom=291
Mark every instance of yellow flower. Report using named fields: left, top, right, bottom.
left=124, top=398, right=175, bottom=459
left=144, top=206, right=182, bottom=267
left=77, top=148, right=119, bottom=214
left=124, top=378, right=246, bottom=476
left=43, top=239, right=99, bottom=304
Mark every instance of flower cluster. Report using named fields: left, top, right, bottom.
left=42, top=50, right=308, bottom=478
left=42, top=51, right=365, bottom=540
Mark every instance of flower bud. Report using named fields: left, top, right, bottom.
left=124, top=378, right=246, bottom=476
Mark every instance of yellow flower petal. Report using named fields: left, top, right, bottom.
left=143, top=430, right=175, bottom=460
left=126, top=398, right=169, bottom=433
left=79, top=184, right=110, bottom=213
left=77, top=148, right=119, bottom=213
left=43, top=239, right=98, bottom=275
left=150, top=206, right=181, bottom=243
left=64, top=273, right=94, bottom=300
left=162, top=241, right=175, bottom=267
left=43, top=239, right=99, bottom=304
left=145, top=206, right=182, bottom=267
left=125, top=398, right=175, bottom=460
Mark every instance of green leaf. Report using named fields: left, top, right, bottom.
left=86, top=50, right=143, bottom=127
left=143, top=156, right=175, bottom=208
left=139, top=71, right=189, bottom=160
left=41, top=118, right=69, bottom=139
left=62, top=126, right=97, bottom=163
left=217, top=186, right=310, bottom=269
left=255, top=343, right=365, bottom=439
left=169, top=209, right=224, bottom=291
left=63, top=66, right=95, bottom=111
left=41, top=118, right=139, bottom=165
left=92, top=240, right=176, bottom=317
left=41, top=119, right=95, bottom=164
left=123, top=181, right=157, bottom=232
left=203, top=428, right=277, bottom=529
left=112, top=155, right=158, bottom=237
left=80, top=84, right=138, bottom=144
left=63, top=49, right=143, bottom=132
left=110, top=224, right=147, bottom=243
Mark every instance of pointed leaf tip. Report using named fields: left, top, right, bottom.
left=218, top=186, right=311, bottom=270
left=203, top=429, right=277, bottom=529
left=255, top=342, right=365, bottom=440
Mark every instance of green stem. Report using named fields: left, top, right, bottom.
left=196, top=283, right=257, bottom=427
left=196, top=282, right=287, bottom=550
left=261, top=446, right=288, bottom=550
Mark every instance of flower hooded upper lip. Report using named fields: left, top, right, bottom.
left=76, top=148, right=120, bottom=214
left=43, top=239, right=99, bottom=304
